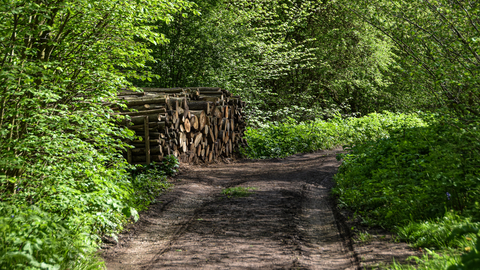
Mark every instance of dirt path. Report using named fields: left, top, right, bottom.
left=102, top=149, right=418, bottom=269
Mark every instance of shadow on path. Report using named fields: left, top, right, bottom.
left=103, top=149, right=416, bottom=269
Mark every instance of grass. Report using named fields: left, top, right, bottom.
left=388, top=211, right=480, bottom=269
left=355, top=231, right=373, bottom=244
left=221, top=187, right=257, bottom=198
left=390, top=249, right=461, bottom=270
left=396, top=211, right=479, bottom=250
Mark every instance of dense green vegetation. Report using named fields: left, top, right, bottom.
left=243, top=112, right=425, bottom=159
left=0, top=0, right=478, bottom=268
left=334, top=117, right=480, bottom=227
left=0, top=158, right=177, bottom=268
left=0, top=0, right=187, bottom=267
left=333, top=114, right=479, bottom=268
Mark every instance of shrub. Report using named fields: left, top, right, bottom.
left=128, top=157, right=179, bottom=212
left=0, top=155, right=179, bottom=268
left=0, top=203, right=103, bottom=269
left=390, top=218, right=480, bottom=270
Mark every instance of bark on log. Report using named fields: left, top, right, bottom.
left=128, top=121, right=166, bottom=131
left=198, top=96, right=219, bottom=102
left=118, top=90, right=146, bottom=96
left=129, top=114, right=165, bottom=125
left=187, top=101, right=213, bottom=112
left=196, top=87, right=222, bottom=91
left=141, top=87, right=184, bottom=93
left=198, top=91, right=223, bottom=95
left=118, top=108, right=166, bottom=117
left=123, top=97, right=169, bottom=106
left=122, top=104, right=150, bottom=111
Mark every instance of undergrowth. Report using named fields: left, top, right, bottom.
left=331, top=113, right=480, bottom=269
left=390, top=219, right=480, bottom=269
left=221, top=187, right=257, bottom=198
left=333, top=116, right=480, bottom=227
left=243, top=112, right=425, bottom=159
left=397, top=211, right=479, bottom=250
left=0, top=204, right=102, bottom=270
left=0, top=155, right=178, bottom=269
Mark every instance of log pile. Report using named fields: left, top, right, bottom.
left=115, top=87, right=247, bottom=164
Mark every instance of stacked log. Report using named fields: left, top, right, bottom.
left=116, top=87, right=247, bottom=164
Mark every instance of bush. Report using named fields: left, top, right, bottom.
left=397, top=211, right=479, bottom=250
left=330, top=113, right=480, bottom=269
left=128, top=156, right=179, bottom=212
left=0, top=155, right=179, bottom=268
left=447, top=225, right=480, bottom=270
left=0, top=204, right=102, bottom=269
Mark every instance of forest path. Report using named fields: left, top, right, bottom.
left=102, top=149, right=415, bottom=269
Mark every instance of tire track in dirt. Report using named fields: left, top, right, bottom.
left=103, top=149, right=360, bottom=269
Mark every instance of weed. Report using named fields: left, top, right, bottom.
left=389, top=249, right=461, bottom=270
left=221, top=187, right=257, bottom=198
left=356, top=231, right=373, bottom=244
left=397, top=211, right=480, bottom=250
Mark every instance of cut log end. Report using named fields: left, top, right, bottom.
left=116, top=87, right=245, bottom=165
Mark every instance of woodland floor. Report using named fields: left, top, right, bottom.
left=102, top=149, right=420, bottom=269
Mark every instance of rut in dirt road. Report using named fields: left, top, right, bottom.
left=103, top=149, right=360, bottom=269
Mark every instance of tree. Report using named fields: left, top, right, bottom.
left=342, top=0, right=480, bottom=118
left=0, top=0, right=193, bottom=246
left=143, top=0, right=400, bottom=123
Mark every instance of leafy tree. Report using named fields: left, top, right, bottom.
left=144, top=0, right=401, bottom=123
left=342, top=0, right=480, bottom=118
left=254, top=0, right=397, bottom=119
left=0, top=0, right=193, bottom=255
left=138, top=0, right=225, bottom=88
